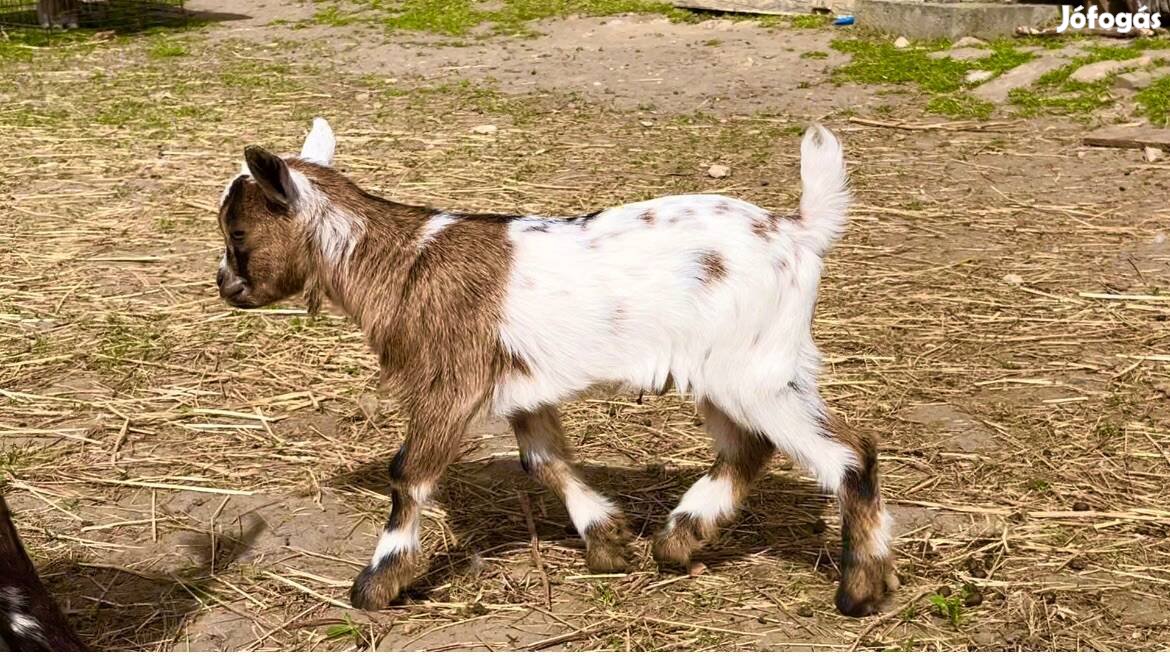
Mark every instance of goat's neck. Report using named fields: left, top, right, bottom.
left=306, top=194, right=428, bottom=335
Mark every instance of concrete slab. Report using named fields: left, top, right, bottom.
left=853, top=0, right=1059, bottom=40
left=1069, top=56, right=1151, bottom=84
left=971, top=54, right=1068, bottom=103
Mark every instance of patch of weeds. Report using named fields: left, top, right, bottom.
left=801, top=50, right=829, bottom=60
left=219, top=61, right=304, bottom=93
left=1026, top=477, right=1051, bottom=493
left=926, top=93, right=994, bottom=119
left=929, top=592, right=964, bottom=628
left=147, top=38, right=187, bottom=59
left=593, top=582, right=619, bottom=608
left=1136, top=75, right=1170, bottom=127
left=831, top=37, right=1031, bottom=94
left=310, top=0, right=700, bottom=36
left=94, top=314, right=173, bottom=368
left=1010, top=43, right=1165, bottom=119
left=324, top=614, right=365, bottom=644
left=790, top=13, right=832, bottom=29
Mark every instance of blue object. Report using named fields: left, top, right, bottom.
left=833, top=15, right=855, bottom=25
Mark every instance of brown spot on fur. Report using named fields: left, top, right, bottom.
left=715, top=201, right=731, bottom=214
left=639, top=209, right=656, bottom=225
left=698, top=250, right=727, bottom=285
left=750, top=212, right=783, bottom=241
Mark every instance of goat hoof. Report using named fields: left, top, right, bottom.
left=349, top=554, right=416, bottom=610
left=583, top=515, right=634, bottom=573
left=651, top=518, right=704, bottom=571
left=835, top=556, right=898, bottom=617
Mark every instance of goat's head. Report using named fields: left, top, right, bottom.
left=216, top=118, right=336, bottom=308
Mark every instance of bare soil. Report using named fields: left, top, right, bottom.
left=1, top=1, right=1169, bottom=651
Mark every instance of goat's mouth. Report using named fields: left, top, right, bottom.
left=218, top=280, right=257, bottom=308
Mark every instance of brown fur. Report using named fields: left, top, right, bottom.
left=638, top=209, right=656, bottom=225
left=698, top=250, right=728, bottom=285
left=509, top=406, right=633, bottom=573
left=821, top=413, right=899, bottom=617
left=652, top=401, right=774, bottom=568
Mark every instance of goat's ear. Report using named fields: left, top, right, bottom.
left=300, top=117, right=335, bottom=166
left=244, top=145, right=296, bottom=207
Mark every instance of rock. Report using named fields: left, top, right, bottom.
left=1069, top=56, right=1151, bottom=84
left=928, top=47, right=989, bottom=62
left=1115, top=71, right=1153, bottom=91
left=973, top=55, right=1070, bottom=103
left=639, top=119, right=653, bottom=127
left=471, top=124, right=498, bottom=134
left=1003, top=273, right=1024, bottom=284
left=966, top=69, right=995, bottom=84
left=707, top=164, right=730, bottom=178
left=1146, top=146, right=1164, bottom=163
left=954, top=36, right=987, bottom=48
left=356, top=393, right=379, bottom=421
left=894, top=36, right=910, bottom=49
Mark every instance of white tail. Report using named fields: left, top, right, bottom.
left=798, top=124, right=851, bottom=254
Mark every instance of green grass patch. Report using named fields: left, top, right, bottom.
left=831, top=37, right=1031, bottom=94
left=1007, top=44, right=1169, bottom=119
left=1136, top=74, right=1170, bottom=127
left=926, top=93, right=994, bottom=120
left=307, top=0, right=700, bottom=36
left=147, top=37, right=188, bottom=59
left=801, top=50, right=829, bottom=60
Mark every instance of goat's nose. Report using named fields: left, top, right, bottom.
left=216, top=267, right=226, bottom=288
left=220, top=277, right=246, bottom=299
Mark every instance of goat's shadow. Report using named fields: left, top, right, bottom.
left=0, top=2, right=249, bottom=34
left=40, top=508, right=269, bottom=650
left=334, top=455, right=837, bottom=598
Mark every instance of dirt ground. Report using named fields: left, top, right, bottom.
left=1, top=1, right=1169, bottom=651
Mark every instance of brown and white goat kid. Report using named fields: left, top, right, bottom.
left=215, top=119, right=898, bottom=616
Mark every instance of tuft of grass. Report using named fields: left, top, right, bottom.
left=1136, top=74, right=1170, bottom=128
left=147, top=38, right=188, bottom=59
left=926, top=93, right=994, bottom=120
left=801, top=50, right=829, bottom=60
left=790, top=13, right=832, bottom=29
left=929, top=593, right=965, bottom=628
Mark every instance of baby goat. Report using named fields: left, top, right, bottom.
left=214, top=119, right=897, bottom=616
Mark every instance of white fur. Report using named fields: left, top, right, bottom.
left=288, top=168, right=365, bottom=268
left=492, top=126, right=854, bottom=491
left=673, top=474, right=736, bottom=523
left=870, top=509, right=893, bottom=558
left=300, top=117, right=336, bottom=166
left=417, top=213, right=458, bottom=248
left=563, top=476, right=616, bottom=532
left=370, top=524, right=420, bottom=565
left=8, top=612, right=42, bottom=639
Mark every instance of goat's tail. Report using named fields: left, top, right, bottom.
left=797, top=124, right=850, bottom=254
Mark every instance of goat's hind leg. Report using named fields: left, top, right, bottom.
left=350, top=403, right=473, bottom=610
left=733, top=390, right=897, bottom=616
left=510, top=405, right=633, bottom=572
left=653, top=400, right=775, bottom=569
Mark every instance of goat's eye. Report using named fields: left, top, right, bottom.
left=231, top=230, right=246, bottom=242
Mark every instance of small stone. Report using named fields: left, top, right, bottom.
left=970, top=567, right=988, bottom=579
left=796, top=604, right=815, bottom=617
left=954, top=36, right=987, bottom=48
left=639, top=120, right=654, bottom=127
left=707, top=164, right=730, bottom=178
left=1072, top=501, right=1090, bottom=512
left=1003, top=273, right=1024, bottom=284
left=355, top=92, right=370, bottom=102
left=688, top=561, right=708, bottom=576
left=894, top=36, right=911, bottom=49
left=937, top=585, right=953, bottom=598
left=812, top=518, right=828, bottom=534
left=1145, top=146, right=1164, bottom=163
left=1115, top=71, right=1154, bottom=91
left=471, top=124, right=498, bottom=134
left=1067, top=557, right=1088, bottom=571
left=965, top=69, right=995, bottom=84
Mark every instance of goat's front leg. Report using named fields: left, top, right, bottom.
left=510, top=405, right=633, bottom=572
left=349, top=403, right=473, bottom=610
